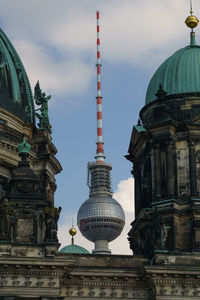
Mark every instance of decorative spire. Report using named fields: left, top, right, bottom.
left=190, top=0, right=193, bottom=13
left=185, top=0, right=199, bottom=46
left=95, top=11, right=105, bottom=162
left=69, top=226, right=77, bottom=245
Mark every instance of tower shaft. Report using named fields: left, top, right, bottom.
left=87, top=161, right=112, bottom=197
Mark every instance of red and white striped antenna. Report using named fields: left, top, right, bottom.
left=95, top=11, right=105, bottom=162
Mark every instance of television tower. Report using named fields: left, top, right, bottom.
left=77, top=11, right=125, bottom=254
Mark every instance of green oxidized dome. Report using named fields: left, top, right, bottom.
left=60, top=244, right=90, bottom=254
left=145, top=34, right=200, bottom=105
left=0, top=28, right=34, bottom=123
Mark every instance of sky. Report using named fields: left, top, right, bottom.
left=0, top=0, right=198, bottom=254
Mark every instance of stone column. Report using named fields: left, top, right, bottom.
left=143, top=154, right=152, bottom=206
left=189, top=141, right=197, bottom=196
left=154, top=143, right=162, bottom=198
left=166, top=140, right=175, bottom=196
left=133, top=164, right=142, bottom=217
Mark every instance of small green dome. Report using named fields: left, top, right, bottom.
left=60, top=244, right=90, bottom=254
left=146, top=37, right=200, bottom=104
left=0, top=28, right=34, bottom=123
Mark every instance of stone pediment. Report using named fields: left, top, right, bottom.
left=126, top=124, right=150, bottom=162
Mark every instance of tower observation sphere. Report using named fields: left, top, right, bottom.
left=77, top=162, right=125, bottom=254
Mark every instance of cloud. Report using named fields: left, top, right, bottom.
left=101, top=0, right=186, bottom=67
left=58, top=177, right=134, bottom=255
left=111, top=177, right=134, bottom=254
left=109, top=211, right=133, bottom=255
left=113, top=177, right=134, bottom=213
left=0, top=0, right=195, bottom=99
left=14, top=40, right=94, bottom=98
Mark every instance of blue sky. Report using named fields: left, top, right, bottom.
left=0, top=0, right=198, bottom=254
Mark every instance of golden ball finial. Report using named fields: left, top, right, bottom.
left=185, top=14, right=199, bottom=29
left=69, top=227, right=77, bottom=237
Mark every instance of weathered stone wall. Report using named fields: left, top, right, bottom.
left=127, top=94, right=200, bottom=255
left=0, top=253, right=199, bottom=299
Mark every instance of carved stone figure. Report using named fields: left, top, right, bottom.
left=0, top=198, right=10, bottom=239
left=34, top=81, right=52, bottom=133
left=128, top=213, right=166, bottom=257
left=9, top=211, right=15, bottom=243
left=44, top=203, right=61, bottom=241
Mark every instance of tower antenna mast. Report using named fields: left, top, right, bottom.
left=96, top=11, right=105, bottom=162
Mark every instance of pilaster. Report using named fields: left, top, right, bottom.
left=189, top=141, right=197, bottom=197
left=166, top=139, right=175, bottom=196
left=154, top=143, right=162, bottom=199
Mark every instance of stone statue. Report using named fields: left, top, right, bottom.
left=44, top=202, right=61, bottom=241
left=0, top=198, right=11, bottom=239
left=17, top=137, right=31, bottom=155
left=34, top=81, right=52, bottom=133
left=196, top=150, right=200, bottom=163
left=9, top=212, right=16, bottom=243
left=129, top=212, right=168, bottom=257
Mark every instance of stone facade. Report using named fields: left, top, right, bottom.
left=126, top=90, right=200, bottom=257
left=0, top=106, right=62, bottom=258
left=0, top=252, right=200, bottom=299
left=1, top=97, right=200, bottom=300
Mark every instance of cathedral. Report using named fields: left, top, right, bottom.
left=0, top=6, right=199, bottom=300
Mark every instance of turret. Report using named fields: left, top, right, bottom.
left=0, top=26, right=62, bottom=257
left=126, top=5, right=200, bottom=257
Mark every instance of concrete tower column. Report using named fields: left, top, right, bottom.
left=93, top=240, right=111, bottom=254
